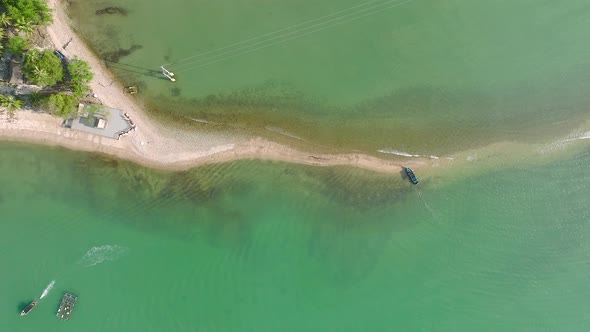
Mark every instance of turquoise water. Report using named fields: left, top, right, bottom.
left=2, top=142, right=590, bottom=331
left=3, top=1, right=590, bottom=330
left=66, top=0, right=590, bottom=153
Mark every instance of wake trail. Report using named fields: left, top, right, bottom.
left=417, top=189, right=438, bottom=221
left=40, top=280, right=56, bottom=299
left=168, top=0, right=385, bottom=66
left=378, top=148, right=440, bottom=160
left=173, top=0, right=402, bottom=69
left=78, top=245, right=128, bottom=267
left=175, top=0, right=414, bottom=72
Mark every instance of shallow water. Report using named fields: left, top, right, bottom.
left=65, top=0, right=590, bottom=154
left=4, top=1, right=590, bottom=330
left=1, top=142, right=590, bottom=331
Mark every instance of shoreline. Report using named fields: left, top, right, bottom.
left=0, top=109, right=426, bottom=172
left=0, top=0, right=428, bottom=173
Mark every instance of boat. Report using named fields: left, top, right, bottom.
left=124, top=86, right=138, bottom=94
left=405, top=167, right=419, bottom=184
left=20, top=301, right=37, bottom=316
left=53, top=50, right=67, bottom=62
left=56, top=292, right=78, bottom=320
left=160, top=66, right=176, bottom=82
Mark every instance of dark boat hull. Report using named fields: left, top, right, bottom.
left=20, top=301, right=37, bottom=316
left=405, top=167, right=419, bottom=184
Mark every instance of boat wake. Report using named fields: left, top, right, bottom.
left=417, top=189, right=438, bottom=221
left=378, top=148, right=439, bottom=159
left=565, top=131, right=590, bottom=141
left=78, top=245, right=128, bottom=267
left=540, top=131, right=590, bottom=154
left=265, top=127, right=303, bottom=140
left=190, top=117, right=218, bottom=124
left=40, top=280, right=55, bottom=299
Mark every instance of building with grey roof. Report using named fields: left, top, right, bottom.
left=66, top=104, right=134, bottom=139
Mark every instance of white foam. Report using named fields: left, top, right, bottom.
left=190, top=118, right=217, bottom=124
left=539, top=131, right=590, bottom=154
left=78, top=245, right=128, bottom=267
left=565, top=131, right=590, bottom=141
left=40, top=280, right=55, bottom=299
left=377, top=149, right=420, bottom=157
left=265, top=127, right=303, bottom=140
left=378, top=149, right=441, bottom=160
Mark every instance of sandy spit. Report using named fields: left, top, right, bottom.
left=0, top=0, right=426, bottom=174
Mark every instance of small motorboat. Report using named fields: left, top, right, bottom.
left=20, top=301, right=37, bottom=316
left=160, top=66, right=176, bottom=82
left=405, top=167, right=419, bottom=184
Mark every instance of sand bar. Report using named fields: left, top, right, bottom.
left=0, top=0, right=426, bottom=173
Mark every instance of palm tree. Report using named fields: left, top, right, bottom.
left=0, top=29, right=4, bottom=54
left=33, top=65, right=49, bottom=84
left=8, top=97, right=23, bottom=110
left=0, top=95, right=21, bottom=109
left=0, top=95, right=22, bottom=120
left=0, top=94, right=9, bottom=107
left=15, top=17, right=33, bottom=35
left=0, top=13, right=11, bottom=27
left=5, top=97, right=22, bottom=120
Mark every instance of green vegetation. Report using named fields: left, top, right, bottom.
left=29, top=91, right=43, bottom=106
left=0, top=93, right=22, bottom=110
left=85, top=103, right=105, bottom=116
left=0, top=93, right=23, bottom=118
left=5, top=35, right=27, bottom=55
left=0, top=0, right=49, bottom=58
left=43, top=93, right=78, bottom=118
left=23, top=49, right=63, bottom=86
left=19, top=52, right=95, bottom=117
left=0, top=12, right=11, bottom=27
left=0, top=0, right=52, bottom=31
left=0, top=1, right=95, bottom=120
left=67, top=57, right=94, bottom=97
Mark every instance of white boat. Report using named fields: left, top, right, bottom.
left=161, top=66, right=176, bottom=82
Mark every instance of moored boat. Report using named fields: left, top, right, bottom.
left=405, top=167, right=419, bottom=184
left=20, top=301, right=37, bottom=316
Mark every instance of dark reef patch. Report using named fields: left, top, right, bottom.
left=96, top=7, right=128, bottom=16
left=170, top=86, right=181, bottom=97
left=103, top=44, right=143, bottom=63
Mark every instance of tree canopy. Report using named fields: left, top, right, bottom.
left=23, top=49, right=64, bottom=87
left=44, top=93, right=78, bottom=118
left=0, top=93, right=23, bottom=118
left=0, top=0, right=52, bottom=28
left=6, top=36, right=28, bottom=56
left=0, top=93, right=22, bottom=110
left=0, top=12, right=11, bottom=27
left=67, top=57, right=94, bottom=97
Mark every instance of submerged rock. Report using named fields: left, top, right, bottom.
left=95, top=7, right=128, bottom=16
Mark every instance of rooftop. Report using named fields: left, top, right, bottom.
left=68, top=104, right=132, bottom=139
